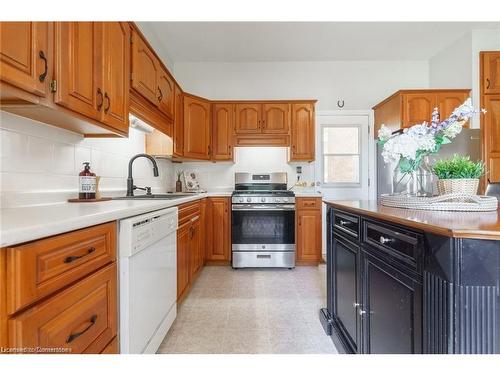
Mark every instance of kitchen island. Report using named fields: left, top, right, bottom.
left=320, top=200, right=500, bottom=354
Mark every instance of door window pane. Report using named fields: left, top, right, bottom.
left=324, top=155, right=360, bottom=183
left=323, top=127, right=359, bottom=154
left=322, top=125, right=361, bottom=185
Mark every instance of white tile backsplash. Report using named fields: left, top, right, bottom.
left=0, top=111, right=175, bottom=207
left=0, top=111, right=317, bottom=207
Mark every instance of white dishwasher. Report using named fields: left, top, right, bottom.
left=119, top=206, right=178, bottom=354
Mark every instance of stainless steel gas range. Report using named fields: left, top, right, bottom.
left=231, top=172, right=295, bottom=269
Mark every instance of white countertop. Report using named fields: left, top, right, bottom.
left=293, top=190, right=323, bottom=197
left=0, top=189, right=319, bottom=247
left=0, top=192, right=230, bottom=248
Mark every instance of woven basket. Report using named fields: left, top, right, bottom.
left=437, top=178, right=479, bottom=195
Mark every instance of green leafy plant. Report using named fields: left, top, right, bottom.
left=432, top=155, right=485, bottom=179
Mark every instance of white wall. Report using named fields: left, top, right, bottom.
left=173, top=61, right=429, bottom=110
left=429, top=32, right=473, bottom=89
left=0, top=111, right=175, bottom=207
left=429, top=28, right=500, bottom=128
left=176, top=147, right=316, bottom=192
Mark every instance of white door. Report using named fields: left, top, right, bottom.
left=315, top=112, right=372, bottom=254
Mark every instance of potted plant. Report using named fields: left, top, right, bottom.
left=432, top=155, right=485, bottom=195
left=377, top=98, right=484, bottom=197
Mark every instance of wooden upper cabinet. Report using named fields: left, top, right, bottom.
left=131, top=29, right=159, bottom=104
left=0, top=22, right=49, bottom=98
left=212, top=103, right=234, bottom=160
left=54, top=22, right=102, bottom=121
left=402, top=92, right=436, bottom=128
left=235, top=103, right=261, bottom=134
left=157, top=67, right=175, bottom=118
left=483, top=95, right=500, bottom=183
left=373, top=89, right=471, bottom=137
left=183, top=95, right=211, bottom=160
left=482, top=51, right=500, bottom=95
left=437, top=91, right=470, bottom=127
left=262, top=103, right=290, bottom=134
left=173, top=84, right=184, bottom=158
left=290, top=103, right=315, bottom=161
left=101, top=22, right=129, bottom=132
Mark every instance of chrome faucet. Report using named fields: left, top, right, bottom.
left=126, top=154, right=159, bottom=197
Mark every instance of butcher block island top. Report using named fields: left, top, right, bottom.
left=323, top=200, right=500, bottom=240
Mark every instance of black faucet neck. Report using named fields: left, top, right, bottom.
left=126, top=154, right=160, bottom=197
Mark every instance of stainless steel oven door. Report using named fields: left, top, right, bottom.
left=231, top=204, right=295, bottom=251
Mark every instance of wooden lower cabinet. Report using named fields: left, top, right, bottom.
left=176, top=200, right=204, bottom=302
left=296, top=197, right=322, bottom=265
left=0, top=222, right=118, bottom=354
left=205, top=197, right=231, bottom=263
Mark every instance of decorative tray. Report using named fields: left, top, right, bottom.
left=380, top=193, right=498, bottom=212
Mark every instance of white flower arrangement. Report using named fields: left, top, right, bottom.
left=377, top=98, right=484, bottom=174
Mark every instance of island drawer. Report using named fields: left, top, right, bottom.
left=362, top=220, right=423, bottom=272
left=8, top=263, right=117, bottom=354
left=6, top=222, right=116, bottom=314
left=333, top=210, right=360, bottom=239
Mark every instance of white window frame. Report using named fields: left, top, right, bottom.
left=321, top=123, right=362, bottom=188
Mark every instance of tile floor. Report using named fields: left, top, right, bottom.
left=157, top=265, right=338, bottom=354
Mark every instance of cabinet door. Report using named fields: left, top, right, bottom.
left=361, top=251, right=422, bottom=354
left=235, top=103, right=261, bottom=134
left=101, top=22, right=129, bottom=133
left=176, top=222, right=190, bottom=300
left=54, top=22, right=102, bottom=121
left=483, top=95, right=500, bottom=182
left=261, top=103, right=290, bottom=134
left=189, top=218, right=201, bottom=279
left=212, top=103, right=234, bottom=160
left=157, top=67, right=175, bottom=118
left=0, top=22, right=49, bottom=97
left=206, top=198, right=230, bottom=261
left=183, top=96, right=211, bottom=160
left=131, top=30, right=159, bottom=104
left=402, top=92, right=436, bottom=128
left=173, top=84, right=184, bottom=157
left=482, top=51, right=500, bottom=95
left=331, top=234, right=361, bottom=353
left=290, top=103, right=315, bottom=161
left=296, top=209, right=322, bottom=263
left=437, top=91, right=470, bottom=127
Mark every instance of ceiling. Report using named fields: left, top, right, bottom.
left=138, top=22, right=500, bottom=63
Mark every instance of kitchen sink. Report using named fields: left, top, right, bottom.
left=112, top=193, right=199, bottom=200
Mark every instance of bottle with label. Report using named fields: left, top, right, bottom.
left=79, top=162, right=96, bottom=199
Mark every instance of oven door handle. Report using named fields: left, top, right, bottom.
left=231, top=204, right=295, bottom=211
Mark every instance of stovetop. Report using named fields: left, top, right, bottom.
left=232, top=190, right=295, bottom=196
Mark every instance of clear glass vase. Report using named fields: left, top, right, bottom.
left=392, top=157, right=434, bottom=197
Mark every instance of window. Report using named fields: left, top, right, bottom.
left=322, top=125, right=360, bottom=185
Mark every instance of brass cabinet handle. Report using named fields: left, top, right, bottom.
left=97, top=88, right=103, bottom=111
left=486, top=78, right=491, bottom=89
left=104, top=92, right=110, bottom=113
left=38, top=50, right=48, bottom=82
left=66, top=315, right=97, bottom=343
left=64, top=247, right=96, bottom=264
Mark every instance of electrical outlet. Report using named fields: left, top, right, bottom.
left=296, top=166, right=302, bottom=174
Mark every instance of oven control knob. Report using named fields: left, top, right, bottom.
left=275, top=198, right=281, bottom=203
left=239, top=198, right=244, bottom=203
left=246, top=197, right=252, bottom=203
left=260, top=198, right=266, bottom=203
left=282, top=198, right=288, bottom=202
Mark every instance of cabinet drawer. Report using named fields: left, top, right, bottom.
left=178, top=200, right=201, bottom=225
left=6, top=222, right=116, bottom=314
left=362, top=220, right=422, bottom=272
left=8, top=263, right=117, bottom=354
left=297, top=197, right=321, bottom=210
left=333, top=211, right=360, bottom=239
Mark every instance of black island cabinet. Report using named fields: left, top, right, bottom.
left=320, top=203, right=500, bottom=354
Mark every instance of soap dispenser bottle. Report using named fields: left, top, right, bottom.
left=79, top=162, right=96, bottom=199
